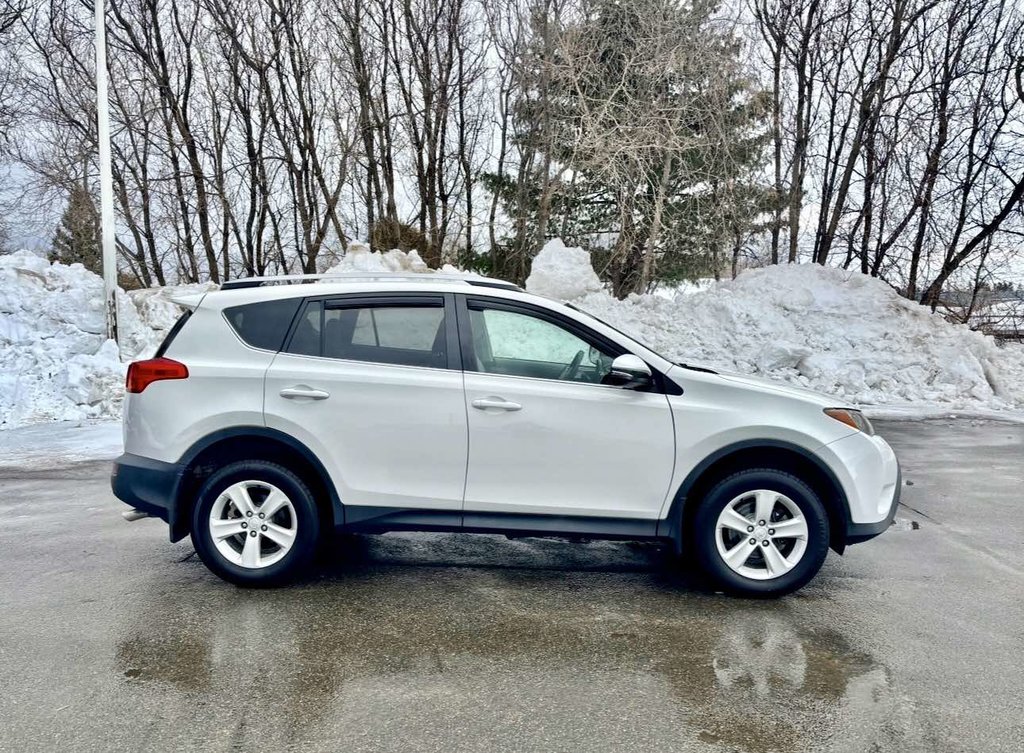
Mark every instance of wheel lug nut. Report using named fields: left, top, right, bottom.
left=749, top=538, right=756, bottom=545
left=758, top=520, right=765, bottom=526
left=241, top=522, right=247, bottom=529
left=762, top=540, right=769, bottom=547
left=768, top=528, right=775, bottom=535
left=249, top=530, right=257, bottom=537
left=261, top=525, right=267, bottom=531
left=747, top=526, right=754, bottom=532
left=258, top=513, right=265, bottom=519
left=246, top=511, right=253, bottom=517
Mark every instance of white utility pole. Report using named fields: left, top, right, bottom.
left=95, top=0, right=118, bottom=345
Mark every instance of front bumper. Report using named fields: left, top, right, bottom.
left=819, top=430, right=902, bottom=547
left=844, top=462, right=901, bottom=544
left=111, top=453, right=186, bottom=540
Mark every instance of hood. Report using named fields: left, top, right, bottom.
left=672, top=364, right=839, bottom=407
left=716, top=370, right=837, bottom=406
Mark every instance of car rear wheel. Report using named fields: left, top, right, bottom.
left=692, top=469, right=829, bottom=597
left=191, top=460, right=320, bottom=586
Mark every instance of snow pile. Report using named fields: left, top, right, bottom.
left=321, top=240, right=480, bottom=279
left=0, top=251, right=209, bottom=428
left=321, top=240, right=430, bottom=275
left=528, top=241, right=1024, bottom=412
left=525, top=239, right=603, bottom=300
left=4, top=236, right=1024, bottom=431
left=0, top=240, right=438, bottom=429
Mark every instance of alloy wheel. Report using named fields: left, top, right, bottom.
left=714, top=489, right=809, bottom=581
left=208, top=480, right=298, bottom=569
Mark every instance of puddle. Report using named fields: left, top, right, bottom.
left=115, top=538, right=914, bottom=751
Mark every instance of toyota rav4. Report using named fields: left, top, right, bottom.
left=112, top=273, right=900, bottom=596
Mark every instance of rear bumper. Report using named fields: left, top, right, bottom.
left=111, top=453, right=186, bottom=539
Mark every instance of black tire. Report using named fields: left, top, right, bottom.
left=691, top=468, right=829, bottom=597
left=190, top=460, right=320, bottom=587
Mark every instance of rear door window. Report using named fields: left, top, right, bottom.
left=285, top=297, right=448, bottom=369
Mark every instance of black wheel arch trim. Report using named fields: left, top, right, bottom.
left=656, top=438, right=854, bottom=552
left=172, top=426, right=344, bottom=541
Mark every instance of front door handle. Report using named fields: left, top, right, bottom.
left=280, top=386, right=330, bottom=400
left=472, top=397, right=522, bottom=412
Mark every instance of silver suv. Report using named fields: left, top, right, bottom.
left=113, top=273, right=900, bottom=595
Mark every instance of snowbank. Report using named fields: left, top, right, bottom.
left=3, top=238, right=1024, bottom=431
left=525, top=239, right=603, bottom=300
left=321, top=240, right=430, bottom=275
left=527, top=241, right=1024, bottom=413
left=0, top=242, right=436, bottom=429
left=321, top=240, right=478, bottom=279
left=0, top=250, right=209, bottom=428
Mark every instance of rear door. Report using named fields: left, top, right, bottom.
left=264, top=293, right=468, bottom=512
left=458, top=295, right=676, bottom=520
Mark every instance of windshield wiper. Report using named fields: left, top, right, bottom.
left=675, top=362, right=718, bottom=374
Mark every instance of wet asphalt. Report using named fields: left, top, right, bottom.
left=0, top=419, right=1022, bottom=752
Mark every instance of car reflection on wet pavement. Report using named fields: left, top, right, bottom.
left=114, top=562, right=898, bottom=752
left=1, top=419, right=1022, bottom=751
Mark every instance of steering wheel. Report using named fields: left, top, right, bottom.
left=558, top=350, right=585, bottom=381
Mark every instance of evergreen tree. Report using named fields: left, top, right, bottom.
left=50, top=184, right=101, bottom=273
left=491, top=0, right=769, bottom=296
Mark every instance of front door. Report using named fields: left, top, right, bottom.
left=458, top=296, right=676, bottom=520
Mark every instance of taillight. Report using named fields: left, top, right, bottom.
left=126, top=358, right=189, bottom=393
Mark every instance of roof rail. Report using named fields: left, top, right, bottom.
left=465, top=279, right=524, bottom=292
left=219, top=271, right=521, bottom=292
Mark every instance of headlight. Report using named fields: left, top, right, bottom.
left=824, top=408, right=874, bottom=435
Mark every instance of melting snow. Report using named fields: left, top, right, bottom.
left=2, top=240, right=1023, bottom=432
left=527, top=240, right=1024, bottom=414
left=0, top=250, right=210, bottom=428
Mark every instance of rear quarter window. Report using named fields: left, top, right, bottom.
left=224, top=298, right=303, bottom=351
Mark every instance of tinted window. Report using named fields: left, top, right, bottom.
left=348, top=307, right=443, bottom=351
left=224, top=298, right=303, bottom=351
left=468, top=306, right=614, bottom=384
left=286, top=300, right=448, bottom=369
left=288, top=302, right=322, bottom=356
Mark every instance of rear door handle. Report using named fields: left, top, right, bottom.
left=472, top=397, right=522, bottom=412
left=280, top=386, right=330, bottom=400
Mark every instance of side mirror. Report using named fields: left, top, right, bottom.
left=606, top=354, right=653, bottom=389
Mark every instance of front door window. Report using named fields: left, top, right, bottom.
left=467, top=306, right=615, bottom=384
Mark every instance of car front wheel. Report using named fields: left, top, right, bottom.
left=191, top=460, right=320, bottom=586
left=692, top=469, right=829, bottom=597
